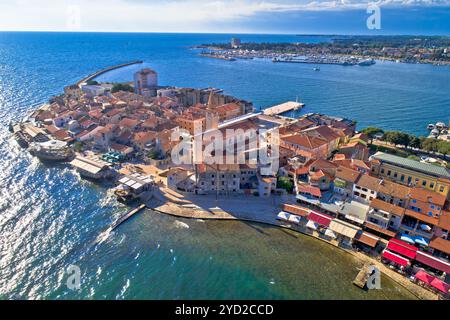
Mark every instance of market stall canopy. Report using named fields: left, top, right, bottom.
left=415, top=251, right=450, bottom=274
left=387, top=239, right=418, bottom=259
left=414, top=270, right=434, bottom=285
left=329, top=219, right=360, bottom=239
left=430, top=277, right=450, bottom=294
left=307, top=211, right=333, bottom=227
left=306, top=220, right=318, bottom=230
left=277, top=211, right=290, bottom=221
left=382, top=250, right=409, bottom=267
left=324, top=228, right=337, bottom=239
left=355, top=231, right=379, bottom=248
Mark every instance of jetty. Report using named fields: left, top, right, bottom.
left=263, top=101, right=304, bottom=116
left=111, top=204, right=146, bottom=231
left=353, top=263, right=371, bottom=289
left=76, top=60, right=143, bottom=87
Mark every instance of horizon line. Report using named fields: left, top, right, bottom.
left=1, top=30, right=449, bottom=37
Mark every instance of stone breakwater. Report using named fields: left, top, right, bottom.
left=147, top=198, right=439, bottom=301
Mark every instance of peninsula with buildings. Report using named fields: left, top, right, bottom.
left=196, top=35, right=450, bottom=66
left=10, top=63, right=450, bottom=299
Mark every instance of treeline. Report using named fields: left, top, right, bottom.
left=361, top=127, right=450, bottom=158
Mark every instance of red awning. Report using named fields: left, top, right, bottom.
left=414, top=270, right=435, bottom=285
left=307, top=211, right=332, bottom=227
left=387, top=239, right=418, bottom=259
left=382, top=250, right=409, bottom=267
left=415, top=251, right=450, bottom=274
left=430, top=277, right=450, bottom=294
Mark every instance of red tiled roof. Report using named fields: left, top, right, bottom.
left=298, top=184, right=322, bottom=198
left=410, top=188, right=446, bottom=206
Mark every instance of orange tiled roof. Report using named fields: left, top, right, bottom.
left=370, top=199, right=405, bottom=217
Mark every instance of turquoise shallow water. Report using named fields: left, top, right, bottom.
left=0, top=32, right=446, bottom=299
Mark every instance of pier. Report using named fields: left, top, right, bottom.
left=263, top=101, right=304, bottom=116
left=76, top=60, right=144, bottom=87
left=111, top=204, right=146, bottom=231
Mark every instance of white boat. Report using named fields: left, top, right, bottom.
left=358, top=58, right=376, bottom=66
left=427, top=124, right=435, bottom=130
left=436, top=122, right=446, bottom=130
left=430, top=129, right=440, bottom=136
left=29, top=140, right=73, bottom=161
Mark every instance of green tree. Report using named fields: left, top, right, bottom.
left=361, top=127, right=384, bottom=144
left=277, top=176, right=294, bottom=193
left=420, top=138, right=438, bottom=153
left=437, top=140, right=450, bottom=159
left=111, top=83, right=134, bottom=93
left=86, top=80, right=99, bottom=85
left=73, top=142, right=84, bottom=152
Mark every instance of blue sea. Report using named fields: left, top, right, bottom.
left=0, top=32, right=448, bottom=300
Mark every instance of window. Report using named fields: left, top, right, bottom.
left=381, top=169, right=385, bottom=174
left=422, top=180, right=427, bottom=187
left=407, top=176, right=412, bottom=184
left=430, top=205, right=435, bottom=209
left=393, top=172, right=398, bottom=178
left=387, top=170, right=391, bottom=176
left=430, top=182, right=434, bottom=188
left=439, top=186, right=445, bottom=192
left=400, top=175, right=405, bottom=182
left=412, top=199, right=416, bottom=203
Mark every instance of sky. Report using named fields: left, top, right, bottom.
left=0, top=0, right=449, bottom=35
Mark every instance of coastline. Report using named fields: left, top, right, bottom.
left=13, top=61, right=448, bottom=300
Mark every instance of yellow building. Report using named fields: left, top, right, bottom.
left=370, top=152, right=450, bottom=199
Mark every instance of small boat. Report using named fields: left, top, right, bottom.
left=436, top=122, right=446, bottom=130
left=313, top=67, right=320, bottom=71
left=358, top=58, right=376, bottom=66
left=427, top=124, right=435, bottom=130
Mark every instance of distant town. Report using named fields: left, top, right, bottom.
left=195, top=35, right=450, bottom=66
left=10, top=62, right=450, bottom=299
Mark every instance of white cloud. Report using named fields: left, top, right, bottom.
left=0, top=0, right=448, bottom=32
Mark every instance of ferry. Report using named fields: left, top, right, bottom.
left=29, top=140, right=73, bottom=161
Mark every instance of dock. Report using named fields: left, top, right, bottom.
left=111, top=204, right=146, bottom=231
left=76, top=60, right=144, bottom=87
left=263, top=101, right=304, bottom=116
left=353, top=263, right=371, bottom=289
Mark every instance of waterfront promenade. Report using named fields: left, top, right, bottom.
left=147, top=191, right=439, bottom=300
